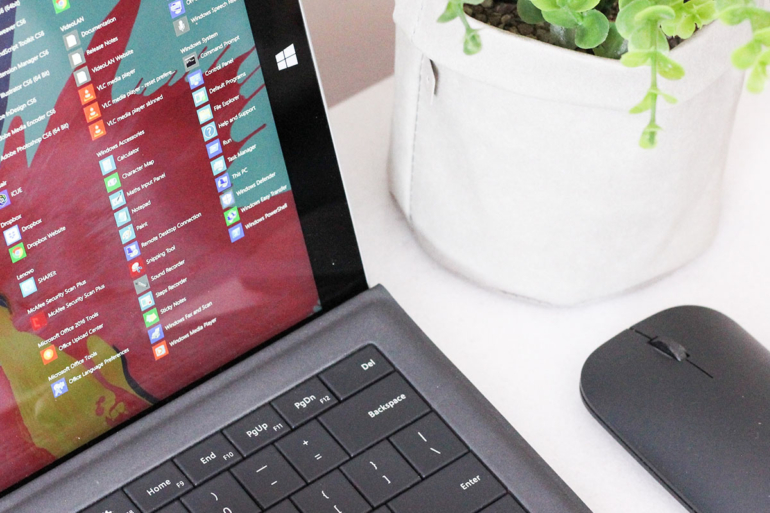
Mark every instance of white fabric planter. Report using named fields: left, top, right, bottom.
left=390, top=0, right=751, bottom=305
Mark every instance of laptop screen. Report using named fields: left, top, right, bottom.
left=0, top=0, right=364, bottom=495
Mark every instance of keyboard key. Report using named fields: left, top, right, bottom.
left=82, top=490, right=138, bottom=513
left=292, top=471, right=370, bottom=513
left=341, top=440, right=420, bottom=507
left=265, top=500, right=300, bottom=513
left=157, top=502, right=187, bottom=513
left=232, top=446, right=305, bottom=509
left=276, top=420, right=348, bottom=482
left=175, top=433, right=243, bottom=485
left=181, top=472, right=261, bottom=513
left=320, top=346, right=394, bottom=399
left=124, top=461, right=191, bottom=512
left=224, top=405, right=291, bottom=456
left=480, top=495, right=527, bottom=513
left=373, top=508, right=392, bottom=513
left=388, top=454, right=506, bottom=513
left=320, top=373, right=430, bottom=455
left=390, top=413, right=467, bottom=477
left=272, top=378, right=338, bottom=427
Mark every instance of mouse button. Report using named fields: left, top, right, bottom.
left=648, top=337, right=688, bottom=362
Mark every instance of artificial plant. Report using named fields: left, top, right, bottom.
left=440, top=0, right=770, bottom=148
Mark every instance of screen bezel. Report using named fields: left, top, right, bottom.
left=1, top=0, right=367, bottom=497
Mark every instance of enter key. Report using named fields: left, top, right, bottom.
left=388, top=454, right=506, bottom=513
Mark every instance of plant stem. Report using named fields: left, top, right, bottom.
left=649, top=23, right=659, bottom=137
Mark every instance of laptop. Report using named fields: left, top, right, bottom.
left=0, top=1, right=590, bottom=512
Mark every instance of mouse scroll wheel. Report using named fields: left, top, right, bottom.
left=649, top=337, right=689, bottom=362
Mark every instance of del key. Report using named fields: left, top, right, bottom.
left=320, top=373, right=429, bottom=455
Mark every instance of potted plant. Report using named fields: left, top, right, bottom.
left=389, top=0, right=769, bottom=305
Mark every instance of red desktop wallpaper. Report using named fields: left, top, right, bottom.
left=0, top=0, right=320, bottom=492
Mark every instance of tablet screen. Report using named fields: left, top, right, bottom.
left=0, top=0, right=362, bottom=494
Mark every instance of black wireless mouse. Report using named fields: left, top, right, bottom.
left=581, top=306, right=770, bottom=513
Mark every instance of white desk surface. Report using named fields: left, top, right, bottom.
left=327, top=76, right=770, bottom=513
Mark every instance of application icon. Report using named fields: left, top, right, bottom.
left=169, top=0, right=186, bottom=18
left=30, top=312, right=48, bottom=331
left=41, top=346, right=58, bottom=365
left=104, top=173, right=121, bottom=193
left=148, top=324, right=165, bottom=344
left=74, top=67, right=91, bottom=87
left=4, top=225, right=21, bottom=246
left=188, top=69, right=204, bottom=89
left=183, top=53, right=199, bottom=72
left=216, top=173, right=232, bottom=193
left=51, top=378, right=68, bottom=398
left=100, top=155, right=117, bottom=175
left=0, top=190, right=10, bottom=210
left=124, top=241, right=141, bottom=261
left=210, top=156, right=227, bottom=176
left=9, top=243, right=26, bottom=263
left=89, top=120, right=107, bottom=141
left=20, top=277, right=37, bottom=297
left=173, top=16, right=190, bottom=36
left=224, top=207, right=240, bottom=227
left=119, top=224, right=136, bottom=244
left=143, top=308, right=160, bottom=328
left=84, top=103, right=102, bottom=123
left=220, top=189, right=235, bottom=209
left=138, top=291, right=155, bottom=312
left=192, top=87, right=208, bottom=107
left=79, top=84, right=96, bottom=105
left=53, top=0, right=71, bottom=14
left=152, top=340, right=170, bottom=360
left=206, top=139, right=223, bottom=159
left=128, top=257, right=146, bottom=279
left=63, top=30, right=81, bottom=51
left=68, top=49, right=85, bottom=70
left=197, top=105, right=214, bottom=124
left=229, top=223, right=245, bottom=243
left=109, top=190, right=126, bottom=210
left=114, top=207, right=131, bottom=227
left=134, top=275, right=151, bottom=294
left=201, top=121, right=218, bottom=142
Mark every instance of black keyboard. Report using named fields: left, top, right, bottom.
left=82, top=346, right=526, bottom=513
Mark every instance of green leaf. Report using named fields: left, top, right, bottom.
left=715, top=0, right=746, bottom=13
left=630, top=92, right=656, bottom=113
left=464, top=28, right=482, bottom=55
left=628, top=25, right=670, bottom=52
left=640, top=123, right=661, bottom=149
left=676, top=16, right=698, bottom=38
left=618, top=0, right=636, bottom=10
left=437, top=2, right=462, bottom=23
left=620, top=50, right=652, bottom=66
left=635, top=5, right=676, bottom=22
left=464, top=0, right=485, bottom=4
left=616, top=0, right=652, bottom=38
left=755, top=27, right=770, bottom=45
left=652, top=88, right=678, bottom=104
left=718, top=6, right=750, bottom=25
left=747, top=62, right=768, bottom=93
left=568, top=0, right=601, bottom=12
left=543, top=8, right=581, bottom=28
left=593, top=22, right=629, bottom=59
left=657, top=53, right=686, bottom=80
left=576, top=10, right=610, bottom=48
left=530, top=0, right=561, bottom=12
left=518, top=0, right=547, bottom=24
left=732, top=40, right=762, bottom=69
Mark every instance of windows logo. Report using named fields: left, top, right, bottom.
left=276, top=45, right=298, bottom=71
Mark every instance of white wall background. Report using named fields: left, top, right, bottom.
left=303, top=0, right=396, bottom=106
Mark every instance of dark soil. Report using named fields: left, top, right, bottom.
left=465, top=0, right=685, bottom=55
